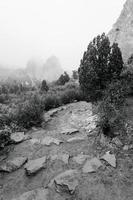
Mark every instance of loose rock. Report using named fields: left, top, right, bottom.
left=25, top=156, right=47, bottom=175
left=50, top=153, right=69, bottom=164
left=11, top=132, right=30, bottom=144
left=73, top=153, right=90, bottom=165
left=101, top=151, right=116, bottom=168
left=82, top=157, right=102, bottom=173
left=61, top=128, right=79, bottom=135
left=111, top=137, right=123, bottom=147
left=67, top=136, right=87, bottom=143
left=0, top=157, right=27, bottom=172
left=123, top=145, right=129, bottom=151
left=12, top=188, right=49, bottom=200
left=41, top=137, right=63, bottom=146
left=48, top=170, right=78, bottom=194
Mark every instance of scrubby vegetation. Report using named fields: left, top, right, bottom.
left=78, top=33, right=127, bottom=138
left=1, top=33, right=133, bottom=149
left=0, top=80, right=83, bottom=139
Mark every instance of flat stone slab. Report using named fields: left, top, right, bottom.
left=82, top=157, right=102, bottom=173
left=101, top=151, right=116, bottom=168
left=50, top=153, right=69, bottom=164
left=67, top=136, right=87, bottom=143
left=11, top=132, right=30, bottom=144
left=61, top=128, right=79, bottom=135
left=30, top=137, right=63, bottom=146
left=0, top=157, right=27, bottom=172
left=12, top=188, right=49, bottom=200
left=41, top=137, right=63, bottom=146
left=73, top=153, right=90, bottom=165
left=25, top=156, right=47, bottom=175
left=48, top=170, right=78, bottom=194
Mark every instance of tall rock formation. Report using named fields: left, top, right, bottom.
left=42, top=56, right=63, bottom=82
left=25, top=56, right=63, bottom=82
left=108, top=0, right=133, bottom=61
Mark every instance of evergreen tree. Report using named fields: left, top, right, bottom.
left=78, top=33, right=123, bottom=101
left=41, top=80, right=49, bottom=92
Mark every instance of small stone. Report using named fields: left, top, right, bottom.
left=0, top=157, right=27, bottom=172
left=50, top=153, right=69, bottom=164
left=73, top=153, right=90, bottom=165
left=123, top=145, right=129, bottom=151
left=48, top=170, right=78, bottom=194
left=101, top=151, right=116, bottom=168
left=41, top=137, right=63, bottom=146
left=12, top=188, right=49, bottom=200
left=67, top=136, right=87, bottom=143
left=112, top=137, right=123, bottom=147
left=82, top=157, right=102, bottom=173
left=11, top=132, right=30, bottom=144
left=30, top=138, right=40, bottom=145
left=25, top=156, right=47, bottom=175
left=61, top=128, right=79, bottom=135
left=129, top=144, right=133, bottom=149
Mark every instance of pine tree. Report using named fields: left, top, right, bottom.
left=78, top=33, right=123, bottom=102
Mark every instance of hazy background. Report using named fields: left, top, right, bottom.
left=0, top=0, right=126, bottom=70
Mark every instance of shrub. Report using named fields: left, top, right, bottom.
left=56, top=72, right=70, bottom=85
left=98, top=80, right=127, bottom=137
left=44, top=95, right=61, bottom=111
left=11, top=94, right=44, bottom=129
left=0, top=94, right=9, bottom=104
left=41, top=80, right=49, bottom=92
left=0, top=130, right=11, bottom=149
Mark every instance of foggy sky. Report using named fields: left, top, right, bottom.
left=0, top=0, right=126, bottom=70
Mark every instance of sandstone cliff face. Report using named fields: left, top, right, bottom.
left=108, top=0, right=133, bottom=61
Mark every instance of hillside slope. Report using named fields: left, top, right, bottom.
left=108, top=0, right=133, bottom=61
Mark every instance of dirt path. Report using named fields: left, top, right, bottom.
left=0, top=101, right=133, bottom=200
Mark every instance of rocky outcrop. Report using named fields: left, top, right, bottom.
left=108, top=0, right=133, bottom=61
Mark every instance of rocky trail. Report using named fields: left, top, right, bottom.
left=0, top=101, right=133, bottom=200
